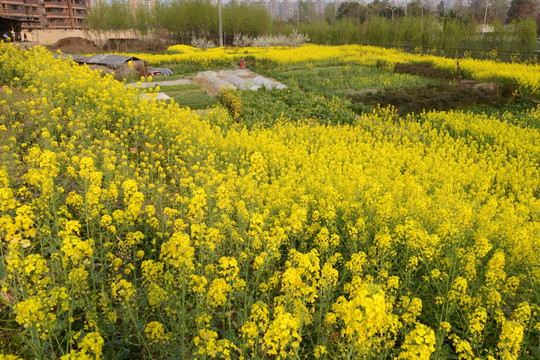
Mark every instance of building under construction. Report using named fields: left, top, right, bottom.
left=0, top=0, right=90, bottom=30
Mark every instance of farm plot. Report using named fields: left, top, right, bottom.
left=269, top=64, right=526, bottom=115
left=271, top=65, right=439, bottom=98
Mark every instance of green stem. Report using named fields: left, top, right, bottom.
left=127, top=302, right=153, bottom=357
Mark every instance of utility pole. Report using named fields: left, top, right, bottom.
left=218, top=0, right=223, bottom=47
left=482, top=0, right=489, bottom=38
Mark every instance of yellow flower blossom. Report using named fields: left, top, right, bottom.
left=398, top=324, right=436, bottom=360
left=144, top=321, right=169, bottom=344
left=498, top=321, right=524, bottom=360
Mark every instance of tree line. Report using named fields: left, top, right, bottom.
left=85, top=0, right=539, bottom=54
left=85, top=0, right=271, bottom=48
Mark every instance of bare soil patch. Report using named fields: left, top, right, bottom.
left=349, top=82, right=512, bottom=115
left=394, top=62, right=455, bottom=80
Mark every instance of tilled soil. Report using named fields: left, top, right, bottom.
left=349, top=82, right=512, bottom=115
left=394, top=62, right=456, bottom=80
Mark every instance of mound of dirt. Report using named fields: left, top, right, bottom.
left=53, top=37, right=99, bottom=54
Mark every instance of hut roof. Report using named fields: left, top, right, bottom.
left=56, top=54, right=145, bottom=69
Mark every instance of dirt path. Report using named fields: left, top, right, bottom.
left=126, top=79, right=192, bottom=88
left=277, top=65, right=344, bottom=73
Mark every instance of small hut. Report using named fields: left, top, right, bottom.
left=75, top=54, right=148, bottom=77
left=0, top=17, right=22, bottom=42
left=57, top=54, right=148, bottom=77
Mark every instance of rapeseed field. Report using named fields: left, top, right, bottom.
left=0, top=43, right=538, bottom=359
left=152, top=44, right=540, bottom=97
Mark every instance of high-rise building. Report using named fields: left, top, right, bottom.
left=279, top=0, right=298, bottom=21
left=261, top=0, right=280, bottom=20
left=261, top=0, right=303, bottom=21
left=315, top=0, right=326, bottom=16
left=0, top=0, right=91, bottom=30
left=129, top=0, right=155, bottom=12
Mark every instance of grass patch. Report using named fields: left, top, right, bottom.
left=147, top=82, right=216, bottom=109
left=170, top=91, right=217, bottom=109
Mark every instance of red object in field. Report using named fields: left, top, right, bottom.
left=239, top=60, right=247, bottom=69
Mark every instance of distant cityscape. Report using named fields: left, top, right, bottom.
left=258, top=0, right=341, bottom=21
